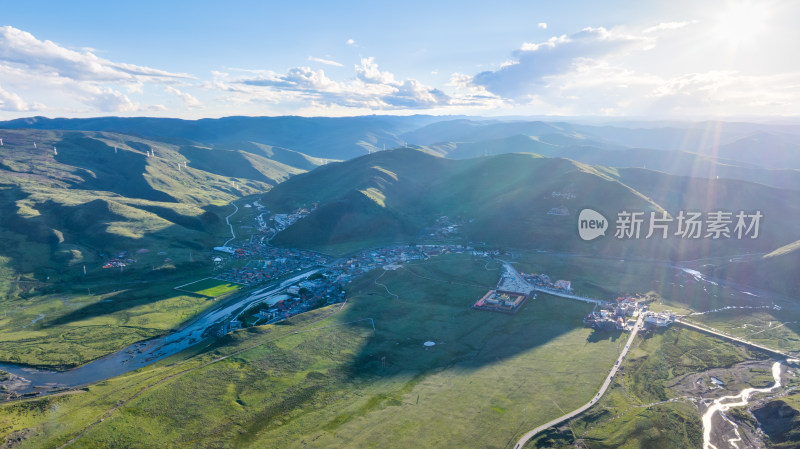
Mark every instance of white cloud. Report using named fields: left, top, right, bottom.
left=165, top=86, right=204, bottom=109
left=355, top=57, right=397, bottom=84
left=497, top=55, right=800, bottom=118
left=538, top=22, right=548, bottom=29
left=223, top=57, right=490, bottom=110
left=519, top=34, right=570, bottom=52
left=83, top=86, right=138, bottom=112
left=346, top=38, right=355, bottom=45
left=0, top=83, right=39, bottom=111
left=0, top=83, right=30, bottom=111
left=0, top=26, right=193, bottom=83
left=0, top=26, right=196, bottom=114
left=643, top=20, right=697, bottom=33
left=472, top=27, right=651, bottom=99
left=308, top=56, right=343, bottom=67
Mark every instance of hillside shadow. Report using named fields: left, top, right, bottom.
left=0, top=188, right=227, bottom=325
left=328, top=259, right=610, bottom=381
left=586, top=329, right=624, bottom=343
left=54, top=134, right=176, bottom=202
left=40, top=281, right=201, bottom=328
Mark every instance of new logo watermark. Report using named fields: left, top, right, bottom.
left=577, top=208, right=762, bottom=241
left=578, top=208, right=608, bottom=241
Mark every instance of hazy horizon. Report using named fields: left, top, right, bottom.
left=2, top=0, right=799, bottom=120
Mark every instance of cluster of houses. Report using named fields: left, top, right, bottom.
left=582, top=296, right=675, bottom=331
left=270, top=205, right=317, bottom=232
left=101, top=251, right=136, bottom=269
left=521, top=273, right=573, bottom=292
left=235, top=244, right=473, bottom=327
left=324, top=244, right=467, bottom=284
left=546, top=206, right=570, bottom=216
left=424, top=215, right=463, bottom=240
left=583, top=297, right=640, bottom=331
left=551, top=191, right=576, bottom=200
left=643, top=311, right=675, bottom=327
left=214, top=246, right=330, bottom=285
left=251, top=278, right=346, bottom=324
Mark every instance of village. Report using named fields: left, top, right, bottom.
left=217, top=243, right=474, bottom=332
left=205, top=203, right=481, bottom=332
left=98, top=200, right=677, bottom=338
left=473, top=261, right=676, bottom=332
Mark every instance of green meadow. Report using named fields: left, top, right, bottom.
left=0, top=253, right=624, bottom=448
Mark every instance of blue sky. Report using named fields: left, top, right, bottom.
left=0, top=0, right=797, bottom=119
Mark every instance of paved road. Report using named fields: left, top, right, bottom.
left=530, top=286, right=606, bottom=305
left=675, top=318, right=793, bottom=359
left=513, top=313, right=644, bottom=449
left=222, top=202, right=239, bottom=247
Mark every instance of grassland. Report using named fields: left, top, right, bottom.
left=0, top=272, right=230, bottom=368
left=528, top=327, right=767, bottom=448
left=0, top=253, right=627, bottom=448
left=177, top=278, right=243, bottom=298
left=687, top=307, right=800, bottom=354
left=0, top=250, right=789, bottom=447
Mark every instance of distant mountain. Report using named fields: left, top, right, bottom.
left=404, top=119, right=800, bottom=164
left=422, top=135, right=800, bottom=190
left=263, top=148, right=800, bottom=261
left=402, top=119, right=621, bottom=149
left=709, top=132, right=800, bottom=169
left=0, top=115, right=451, bottom=160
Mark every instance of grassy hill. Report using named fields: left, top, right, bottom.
left=0, top=127, right=326, bottom=369
left=264, top=148, right=800, bottom=263
left=707, top=240, right=800, bottom=297
left=217, top=141, right=331, bottom=171
left=0, top=128, right=316, bottom=290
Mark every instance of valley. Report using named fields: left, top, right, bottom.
left=0, top=117, right=798, bottom=448
left=3, top=3, right=800, bottom=446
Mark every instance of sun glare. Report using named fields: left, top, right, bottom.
left=712, top=1, right=769, bottom=49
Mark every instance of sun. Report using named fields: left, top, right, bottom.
left=712, top=1, right=769, bottom=49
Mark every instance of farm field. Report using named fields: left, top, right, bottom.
left=176, top=277, right=244, bottom=298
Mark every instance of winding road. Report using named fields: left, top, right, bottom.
left=513, top=313, right=644, bottom=449
left=222, top=202, right=239, bottom=247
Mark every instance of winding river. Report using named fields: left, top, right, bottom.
left=702, top=361, right=783, bottom=449
left=0, top=269, right=318, bottom=395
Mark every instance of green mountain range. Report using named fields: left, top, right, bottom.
left=263, top=148, right=800, bottom=265
left=0, top=129, right=318, bottom=288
